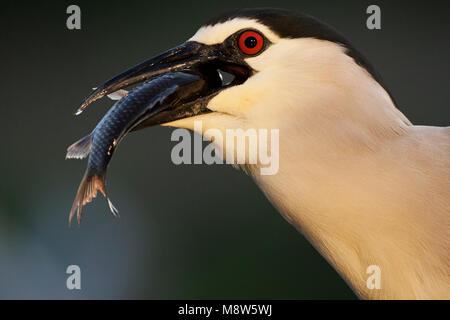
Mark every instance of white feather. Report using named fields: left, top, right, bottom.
left=166, top=32, right=450, bottom=299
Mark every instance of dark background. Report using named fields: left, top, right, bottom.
left=0, top=0, right=448, bottom=299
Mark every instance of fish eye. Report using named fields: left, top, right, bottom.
left=238, top=30, right=264, bottom=55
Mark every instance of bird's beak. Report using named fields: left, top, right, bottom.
left=74, top=41, right=251, bottom=124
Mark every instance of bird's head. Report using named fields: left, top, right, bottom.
left=76, top=8, right=406, bottom=170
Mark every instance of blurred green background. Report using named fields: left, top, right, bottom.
left=0, top=0, right=448, bottom=299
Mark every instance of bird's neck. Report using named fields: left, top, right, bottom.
left=250, top=90, right=447, bottom=299
left=246, top=49, right=449, bottom=298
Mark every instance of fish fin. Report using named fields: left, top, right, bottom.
left=107, top=198, right=120, bottom=218
left=107, top=89, right=129, bottom=101
left=92, top=87, right=128, bottom=101
left=69, top=173, right=106, bottom=227
left=66, top=134, right=92, bottom=160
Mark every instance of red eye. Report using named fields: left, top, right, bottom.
left=238, top=30, right=264, bottom=55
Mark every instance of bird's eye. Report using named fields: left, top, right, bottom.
left=238, top=30, right=264, bottom=55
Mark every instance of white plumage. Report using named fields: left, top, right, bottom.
left=166, top=18, right=450, bottom=299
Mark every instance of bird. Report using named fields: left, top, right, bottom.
left=73, top=8, right=449, bottom=299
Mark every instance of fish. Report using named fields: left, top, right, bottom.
left=66, top=72, right=215, bottom=226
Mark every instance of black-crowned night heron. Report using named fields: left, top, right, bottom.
left=71, top=8, right=449, bottom=299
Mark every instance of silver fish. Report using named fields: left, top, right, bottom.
left=66, top=72, right=217, bottom=225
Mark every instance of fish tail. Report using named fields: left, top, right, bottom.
left=69, top=172, right=119, bottom=227
left=66, top=134, right=93, bottom=160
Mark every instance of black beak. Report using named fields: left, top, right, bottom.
left=75, top=41, right=217, bottom=115
left=75, top=41, right=229, bottom=115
